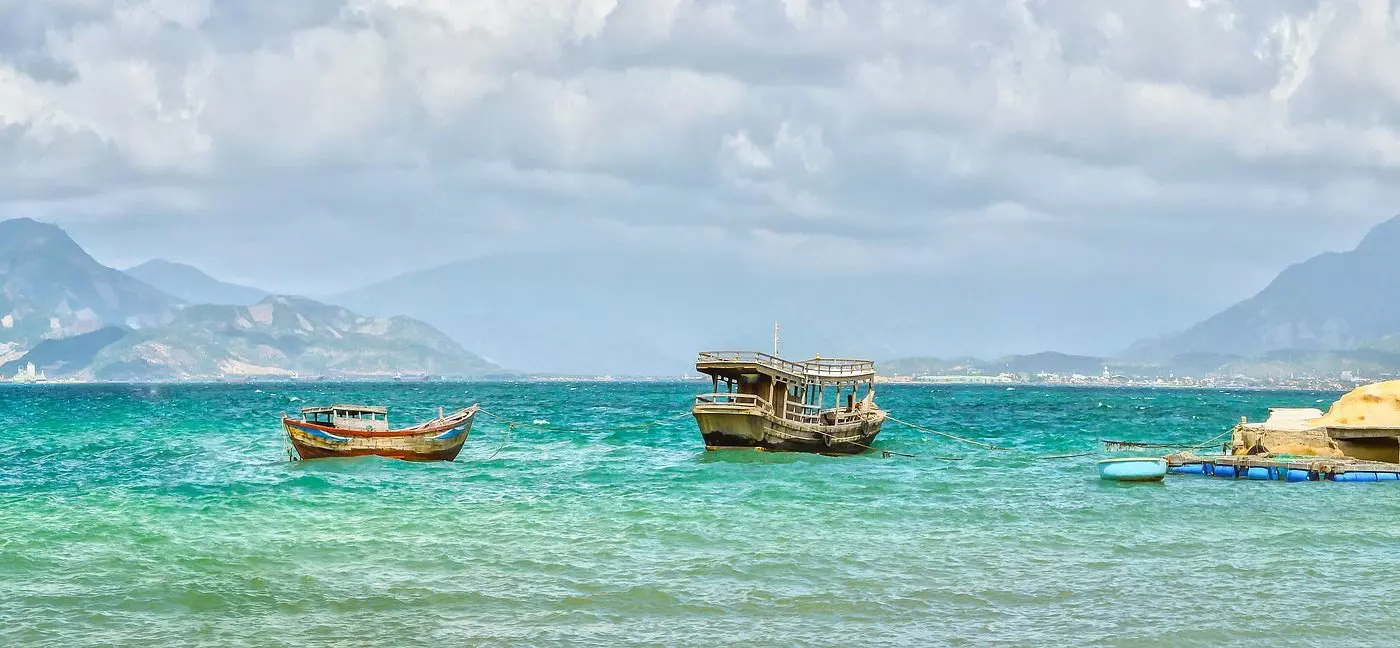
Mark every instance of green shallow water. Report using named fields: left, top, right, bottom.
left=3, top=382, right=1398, bottom=646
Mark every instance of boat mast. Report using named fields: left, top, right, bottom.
left=772, top=321, right=781, bottom=416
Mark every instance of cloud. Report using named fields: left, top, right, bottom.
left=2, top=0, right=1400, bottom=353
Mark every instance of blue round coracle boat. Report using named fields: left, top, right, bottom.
left=1098, top=457, right=1168, bottom=482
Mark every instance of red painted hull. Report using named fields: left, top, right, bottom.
left=287, top=438, right=466, bottom=461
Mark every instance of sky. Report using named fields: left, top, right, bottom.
left=3, top=0, right=1400, bottom=360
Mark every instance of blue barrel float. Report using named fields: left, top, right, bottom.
left=1163, top=453, right=1400, bottom=483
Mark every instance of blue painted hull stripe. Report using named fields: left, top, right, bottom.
left=432, top=425, right=470, bottom=440
left=290, top=423, right=350, bottom=442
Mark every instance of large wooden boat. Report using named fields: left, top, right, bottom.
left=282, top=404, right=478, bottom=461
left=693, top=351, right=886, bottom=454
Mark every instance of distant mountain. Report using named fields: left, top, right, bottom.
left=0, top=326, right=129, bottom=377
left=336, top=250, right=1112, bottom=375
left=0, top=218, right=495, bottom=380
left=883, top=352, right=1123, bottom=377
left=331, top=254, right=780, bottom=375
left=1129, top=215, right=1400, bottom=359
left=80, top=295, right=501, bottom=380
left=987, top=352, right=1110, bottom=375
left=126, top=259, right=268, bottom=306
left=880, top=348, right=1400, bottom=381
left=880, top=356, right=989, bottom=376
left=0, top=218, right=180, bottom=354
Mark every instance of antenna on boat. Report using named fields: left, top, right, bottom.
left=774, top=320, right=780, bottom=356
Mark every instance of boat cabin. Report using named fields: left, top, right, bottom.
left=301, top=404, right=390, bottom=432
left=695, top=351, right=877, bottom=426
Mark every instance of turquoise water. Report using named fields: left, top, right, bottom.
left=4, top=382, right=1399, bottom=646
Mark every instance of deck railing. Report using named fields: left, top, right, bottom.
left=696, top=392, right=875, bottom=427
left=694, top=393, right=769, bottom=409
left=696, top=351, right=875, bottom=379
left=783, top=401, right=870, bottom=426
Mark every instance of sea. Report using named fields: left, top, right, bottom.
left=4, top=381, right=1399, bottom=647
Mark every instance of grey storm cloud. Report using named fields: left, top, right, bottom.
left=1, top=0, right=1400, bottom=348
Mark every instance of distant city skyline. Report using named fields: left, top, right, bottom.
left=4, top=2, right=1400, bottom=360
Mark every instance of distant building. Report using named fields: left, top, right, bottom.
left=915, top=374, right=1016, bottom=385
left=13, top=361, right=47, bottom=383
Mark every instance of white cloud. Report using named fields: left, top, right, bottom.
left=2, top=0, right=1400, bottom=330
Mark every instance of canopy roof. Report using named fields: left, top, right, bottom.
left=301, top=404, right=389, bottom=415
left=696, top=351, right=876, bottom=382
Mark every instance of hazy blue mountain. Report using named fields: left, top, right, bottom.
left=0, top=218, right=180, bottom=359
left=1129, top=215, right=1400, bottom=359
left=126, top=259, right=268, bottom=305
left=334, top=246, right=1215, bottom=376
left=884, top=352, right=1124, bottom=376
left=880, top=356, right=990, bottom=376
left=1214, top=348, right=1400, bottom=380
left=83, top=295, right=501, bottom=380
left=331, top=252, right=960, bottom=375
left=0, top=219, right=498, bottom=380
left=880, top=348, right=1400, bottom=380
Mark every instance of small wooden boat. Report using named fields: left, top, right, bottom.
left=1098, top=457, right=1168, bottom=482
left=282, top=403, right=478, bottom=461
left=692, top=350, right=886, bottom=454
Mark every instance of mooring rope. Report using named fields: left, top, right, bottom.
left=476, top=408, right=694, bottom=434
left=883, top=416, right=1110, bottom=460
left=1101, top=427, right=1234, bottom=452
left=884, top=415, right=1007, bottom=451
left=474, top=409, right=1102, bottom=462
left=485, top=422, right=516, bottom=460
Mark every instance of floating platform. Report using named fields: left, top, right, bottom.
left=1165, top=453, right=1400, bottom=483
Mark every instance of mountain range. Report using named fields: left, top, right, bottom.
left=9, top=212, right=1400, bottom=380
left=75, top=295, right=498, bottom=381
left=0, top=218, right=179, bottom=365
left=126, top=259, right=269, bottom=306
left=1128, top=215, right=1400, bottom=359
left=887, top=214, right=1400, bottom=378
left=0, top=219, right=498, bottom=380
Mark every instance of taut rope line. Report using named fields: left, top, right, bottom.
left=476, top=409, right=1101, bottom=461
left=884, top=414, right=1007, bottom=451
left=1100, top=427, right=1234, bottom=452
left=476, top=408, right=693, bottom=434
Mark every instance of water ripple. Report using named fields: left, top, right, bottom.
left=2, top=382, right=1395, bottom=646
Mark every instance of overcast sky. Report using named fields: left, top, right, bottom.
left=3, top=1, right=1400, bottom=356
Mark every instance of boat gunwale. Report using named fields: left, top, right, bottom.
left=300, top=403, right=389, bottom=415
left=693, top=400, right=885, bottom=438
left=283, top=405, right=478, bottom=438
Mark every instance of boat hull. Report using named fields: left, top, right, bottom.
left=1098, top=457, right=1168, bottom=482
left=694, top=409, right=884, bottom=455
left=282, top=415, right=474, bottom=462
